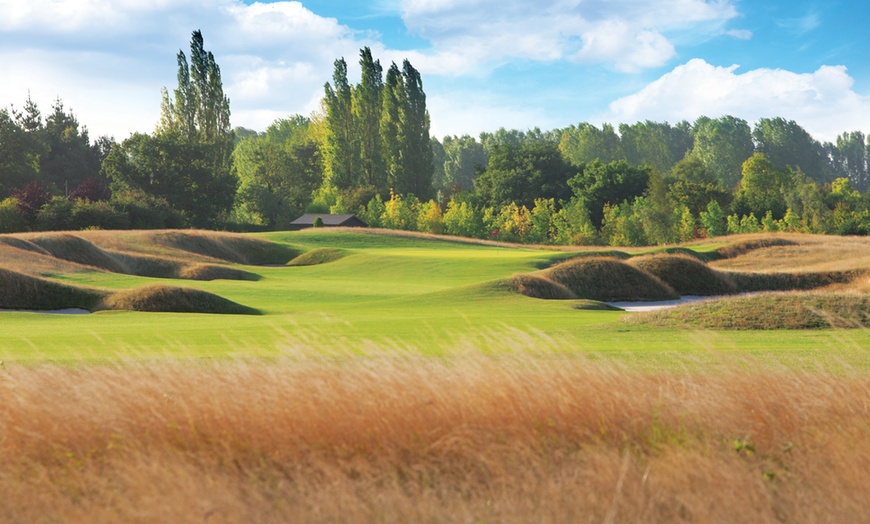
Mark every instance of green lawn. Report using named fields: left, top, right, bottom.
left=2, top=229, right=869, bottom=369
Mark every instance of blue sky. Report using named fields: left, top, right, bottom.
left=1, top=0, right=867, bottom=142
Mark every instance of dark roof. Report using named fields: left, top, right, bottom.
left=290, top=214, right=368, bottom=227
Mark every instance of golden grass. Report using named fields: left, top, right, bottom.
left=0, top=267, right=105, bottom=310
left=543, top=257, right=678, bottom=301
left=630, top=291, right=870, bottom=329
left=711, top=234, right=870, bottom=272
left=1, top=348, right=868, bottom=523
left=629, top=254, right=737, bottom=296
left=103, top=284, right=260, bottom=315
left=506, top=273, right=577, bottom=299
left=0, top=230, right=297, bottom=277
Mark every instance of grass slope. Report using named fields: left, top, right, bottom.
left=0, top=230, right=869, bottom=363
left=630, top=292, right=870, bottom=330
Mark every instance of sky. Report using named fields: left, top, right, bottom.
left=1, top=0, right=868, bottom=143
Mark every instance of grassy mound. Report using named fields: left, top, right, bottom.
left=28, top=234, right=126, bottom=273
left=537, top=250, right=632, bottom=269
left=715, top=237, right=798, bottom=259
left=0, top=236, right=51, bottom=256
left=506, top=273, right=577, bottom=300
left=629, top=254, right=736, bottom=296
left=729, top=270, right=862, bottom=292
left=112, top=252, right=184, bottom=279
left=658, top=246, right=717, bottom=262
left=543, top=257, right=677, bottom=301
left=178, top=264, right=260, bottom=281
left=287, top=248, right=346, bottom=267
left=154, top=231, right=300, bottom=265
left=629, top=292, right=870, bottom=330
left=0, top=268, right=105, bottom=311
left=103, top=285, right=260, bottom=315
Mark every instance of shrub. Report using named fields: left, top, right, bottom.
left=71, top=199, right=130, bottom=230
left=0, top=197, right=27, bottom=233
left=35, top=196, right=73, bottom=231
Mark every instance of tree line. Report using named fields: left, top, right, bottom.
left=1, top=30, right=869, bottom=246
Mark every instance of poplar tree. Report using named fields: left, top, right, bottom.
left=398, top=60, right=433, bottom=198
left=353, top=48, right=384, bottom=191
left=380, top=63, right=404, bottom=192
left=107, top=30, right=236, bottom=227
left=323, top=58, right=356, bottom=188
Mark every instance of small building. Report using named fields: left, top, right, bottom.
left=289, top=214, right=368, bottom=231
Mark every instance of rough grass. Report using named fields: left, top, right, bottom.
left=103, top=285, right=260, bottom=315
left=27, top=233, right=127, bottom=273
left=629, top=292, right=870, bottom=329
left=629, top=254, right=737, bottom=296
left=505, top=273, right=577, bottom=299
left=543, top=257, right=678, bottom=301
left=0, top=236, right=51, bottom=256
left=153, top=231, right=300, bottom=265
left=714, top=237, right=799, bottom=259
left=286, top=247, right=346, bottom=266
left=0, top=268, right=105, bottom=311
left=0, top=351, right=867, bottom=523
left=178, top=263, right=260, bottom=281
left=729, top=269, right=864, bottom=292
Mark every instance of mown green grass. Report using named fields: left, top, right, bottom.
left=1, top=228, right=869, bottom=370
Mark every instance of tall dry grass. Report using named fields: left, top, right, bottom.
left=1, top=345, right=868, bottom=523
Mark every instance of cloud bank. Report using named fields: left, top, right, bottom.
left=603, top=59, right=870, bottom=141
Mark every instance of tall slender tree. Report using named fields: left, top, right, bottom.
left=398, top=59, right=433, bottom=198
left=323, top=58, right=356, bottom=189
left=353, top=48, right=385, bottom=191
left=380, top=63, right=404, bottom=193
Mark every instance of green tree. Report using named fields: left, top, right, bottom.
left=475, top=142, right=574, bottom=209
left=835, top=131, right=868, bottom=192
left=677, top=205, right=696, bottom=242
left=731, top=152, right=793, bottom=220
left=323, top=58, right=357, bottom=189
left=559, top=123, right=622, bottom=166
left=0, top=107, right=41, bottom=198
left=699, top=200, right=726, bottom=237
left=619, top=121, right=679, bottom=173
left=692, top=115, right=754, bottom=189
left=398, top=60, right=433, bottom=198
left=380, top=62, right=404, bottom=193
left=38, top=99, right=103, bottom=195
left=527, top=198, right=557, bottom=244
left=753, top=117, right=831, bottom=183
left=232, top=116, right=322, bottom=228
left=160, top=30, right=234, bottom=180
left=635, top=171, right=677, bottom=245
left=568, top=160, right=650, bottom=228
left=443, top=196, right=486, bottom=238
left=552, top=198, right=598, bottom=245
left=437, top=135, right=488, bottom=195
left=102, top=131, right=236, bottom=227
left=601, top=201, right=647, bottom=246
left=353, top=48, right=385, bottom=191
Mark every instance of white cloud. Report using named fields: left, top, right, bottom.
left=602, top=59, right=870, bottom=141
left=399, top=0, right=741, bottom=73
left=0, top=1, right=372, bottom=138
